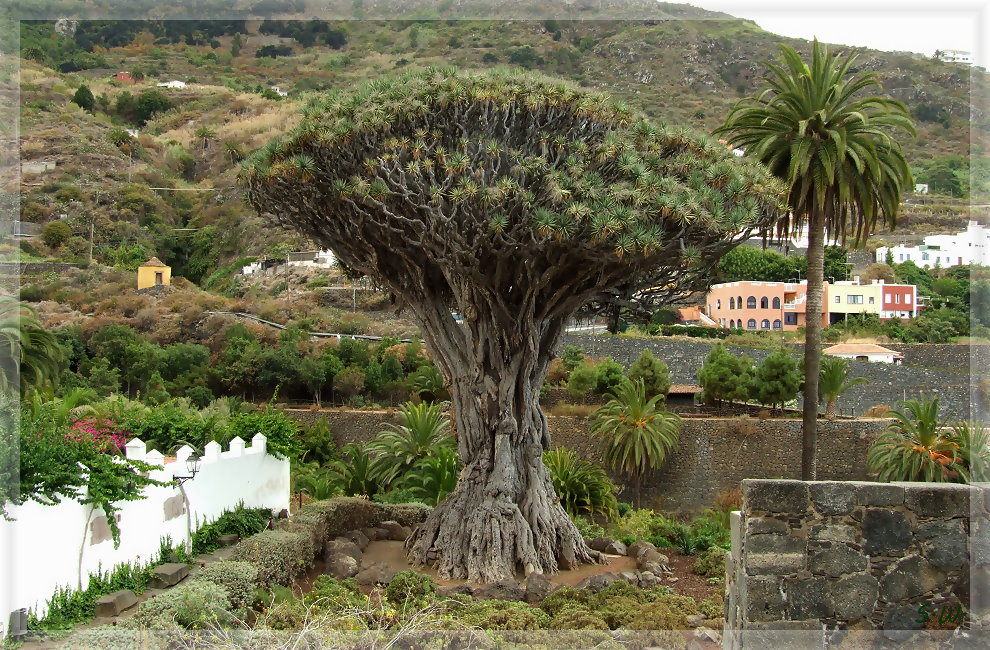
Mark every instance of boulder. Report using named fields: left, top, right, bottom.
left=627, top=540, right=657, bottom=560
left=361, top=527, right=380, bottom=542
left=344, top=529, right=371, bottom=551
left=149, top=563, right=189, bottom=589
left=638, top=548, right=671, bottom=574
left=523, top=573, right=553, bottom=603
left=588, top=537, right=613, bottom=552
left=439, top=583, right=475, bottom=598
left=686, top=614, right=707, bottom=628
left=380, top=520, right=410, bottom=541
left=217, top=534, right=239, bottom=547
left=475, top=578, right=525, bottom=601
left=637, top=571, right=662, bottom=588
left=326, top=554, right=359, bottom=580
left=603, top=540, right=628, bottom=556
left=576, top=572, right=620, bottom=593
left=355, top=562, right=397, bottom=586
left=325, top=539, right=362, bottom=563
left=619, top=571, right=639, bottom=584
left=94, top=590, right=137, bottom=617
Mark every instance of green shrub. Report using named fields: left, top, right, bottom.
left=191, top=561, right=258, bottom=611
left=261, top=599, right=306, bottom=630
left=627, top=601, right=688, bottom=630
left=460, top=600, right=549, bottom=630
left=609, top=508, right=657, bottom=540
left=572, top=515, right=605, bottom=539
left=566, top=361, right=597, bottom=399
left=692, top=547, right=727, bottom=580
left=126, top=581, right=234, bottom=630
left=699, top=594, right=725, bottom=619
left=62, top=627, right=165, bottom=650
left=543, top=447, right=618, bottom=518
left=191, top=503, right=271, bottom=555
left=291, top=500, right=340, bottom=550
left=550, top=606, right=609, bottom=630
left=386, top=570, right=438, bottom=608
left=539, top=586, right=591, bottom=617
left=302, top=575, right=365, bottom=614
left=626, top=348, right=672, bottom=398
left=230, top=530, right=312, bottom=589
left=594, top=357, right=625, bottom=395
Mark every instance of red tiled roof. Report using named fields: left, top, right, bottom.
left=824, top=344, right=902, bottom=357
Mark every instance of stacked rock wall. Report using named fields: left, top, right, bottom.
left=725, top=479, right=988, bottom=648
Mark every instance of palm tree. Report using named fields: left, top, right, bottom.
left=818, top=357, right=868, bottom=419
left=193, top=125, right=217, bottom=151
left=949, top=420, right=990, bottom=483
left=867, top=397, right=963, bottom=482
left=396, top=446, right=462, bottom=506
left=328, top=443, right=386, bottom=497
left=543, top=447, right=618, bottom=519
left=0, top=297, right=64, bottom=396
left=716, top=41, right=915, bottom=479
left=591, top=378, right=681, bottom=508
left=367, top=400, right=453, bottom=486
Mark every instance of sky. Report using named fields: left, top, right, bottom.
left=685, top=1, right=987, bottom=69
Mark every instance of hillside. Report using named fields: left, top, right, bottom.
left=9, top=10, right=990, bottom=284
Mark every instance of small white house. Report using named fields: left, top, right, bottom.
left=914, top=183, right=929, bottom=194
left=824, top=343, right=904, bottom=364
left=271, top=86, right=288, bottom=97
left=156, top=80, right=187, bottom=89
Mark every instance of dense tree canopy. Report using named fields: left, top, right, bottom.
left=244, top=67, right=784, bottom=581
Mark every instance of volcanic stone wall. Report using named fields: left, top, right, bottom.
left=725, top=479, right=987, bottom=648
left=286, top=409, right=887, bottom=512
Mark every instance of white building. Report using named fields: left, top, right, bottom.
left=156, top=80, right=187, bottom=89
left=940, top=50, right=973, bottom=65
left=824, top=343, right=904, bottom=364
left=875, top=221, right=989, bottom=268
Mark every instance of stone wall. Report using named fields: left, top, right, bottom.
left=725, top=479, right=988, bottom=648
left=0, top=261, right=83, bottom=276
left=285, top=409, right=887, bottom=512
left=559, top=335, right=979, bottom=421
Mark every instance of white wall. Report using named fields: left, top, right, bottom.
left=0, top=435, right=289, bottom=637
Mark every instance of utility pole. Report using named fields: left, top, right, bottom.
left=88, top=221, right=94, bottom=264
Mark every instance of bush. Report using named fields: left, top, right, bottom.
left=544, top=447, right=618, bottom=518
left=627, top=600, right=688, bottom=630
left=191, top=503, right=271, bottom=555
left=540, top=586, right=591, bottom=617
left=609, top=509, right=658, bottom=541
left=62, top=627, right=164, bottom=650
left=230, top=530, right=311, bottom=589
left=550, top=606, right=609, bottom=630
left=460, top=600, right=549, bottom=630
left=302, top=575, right=365, bottom=614
left=572, top=515, right=605, bottom=539
left=42, top=221, right=73, bottom=249
left=566, top=361, right=596, bottom=399
left=699, top=593, right=725, bottom=619
left=594, top=357, right=625, bottom=395
left=626, top=348, right=671, bottom=398
left=693, top=547, right=728, bottom=579
left=191, top=561, right=258, bottom=611
left=386, top=570, right=438, bottom=608
left=126, top=581, right=234, bottom=629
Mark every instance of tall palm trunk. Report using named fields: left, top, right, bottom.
left=801, top=211, right=826, bottom=480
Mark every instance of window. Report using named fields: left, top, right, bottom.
left=922, top=252, right=929, bottom=261
left=729, top=297, right=735, bottom=309
left=747, top=296, right=757, bottom=309
left=155, top=272, right=163, bottom=286
left=895, top=294, right=901, bottom=304
left=773, top=319, right=782, bottom=330
left=761, top=319, right=770, bottom=330
left=835, top=296, right=841, bottom=303
left=738, top=296, right=743, bottom=309
left=848, top=295, right=863, bottom=304
left=886, top=294, right=893, bottom=303
left=760, top=297, right=769, bottom=309
left=772, top=297, right=781, bottom=309
left=899, top=254, right=904, bottom=261
left=716, top=299, right=721, bottom=309
left=729, top=319, right=735, bottom=329
left=747, top=319, right=756, bottom=330
left=905, top=294, right=911, bottom=304
left=785, top=313, right=798, bottom=325
left=856, top=355, right=868, bottom=361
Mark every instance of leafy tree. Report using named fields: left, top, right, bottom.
left=135, top=89, right=172, bottom=125
left=698, top=344, right=754, bottom=407
left=749, top=347, right=802, bottom=411
left=86, top=357, right=121, bottom=396
left=867, top=398, right=964, bottom=482
left=566, top=361, right=597, bottom=401
left=818, top=356, right=867, bottom=419
left=591, top=379, right=681, bottom=508
left=107, top=126, right=134, bottom=148
left=716, top=41, right=914, bottom=480
left=244, top=67, right=781, bottom=581
left=160, top=343, right=210, bottom=382
left=626, top=348, right=671, bottom=399
left=543, top=447, right=618, bottom=518
left=41, top=221, right=72, bottom=249
left=231, top=32, right=243, bottom=57
left=594, top=357, right=625, bottom=396
left=334, top=366, right=365, bottom=400
left=72, top=84, right=95, bottom=112
left=560, top=345, right=585, bottom=372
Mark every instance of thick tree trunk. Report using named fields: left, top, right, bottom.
left=825, top=399, right=837, bottom=420
left=405, top=316, right=603, bottom=582
left=801, top=212, right=826, bottom=480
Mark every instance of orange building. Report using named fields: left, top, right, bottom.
left=705, top=281, right=830, bottom=332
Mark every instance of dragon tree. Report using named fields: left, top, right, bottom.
left=243, top=67, right=785, bottom=582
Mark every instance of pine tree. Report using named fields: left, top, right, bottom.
left=750, top=347, right=802, bottom=411
left=72, top=84, right=95, bottom=112
left=626, top=348, right=671, bottom=399
left=698, top=344, right=754, bottom=407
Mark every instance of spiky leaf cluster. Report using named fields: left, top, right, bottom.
left=243, top=68, right=784, bottom=309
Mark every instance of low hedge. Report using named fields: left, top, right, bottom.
left=191, top=561, right=258, bottom=611
left=230, top=530, right=312, bottom=589
left=125, top=581, right=234, bottom=630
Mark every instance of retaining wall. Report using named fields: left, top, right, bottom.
left=725, top=479, right=989, bottom=648
left=0, top=435, right=290, bottom=636
left=559, top=335, right=979, bottom=421
left=285, top=409, right=887, bottom=512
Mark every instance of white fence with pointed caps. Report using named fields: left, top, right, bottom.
left=0, top=434, right=289, bottom=638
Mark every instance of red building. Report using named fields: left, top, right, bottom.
left=115, top=72, right=136, bottom=83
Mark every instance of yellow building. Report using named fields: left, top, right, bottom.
left=826, top=278, right=882, bottom=324
left=137, top=257, right=171, bottom=290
